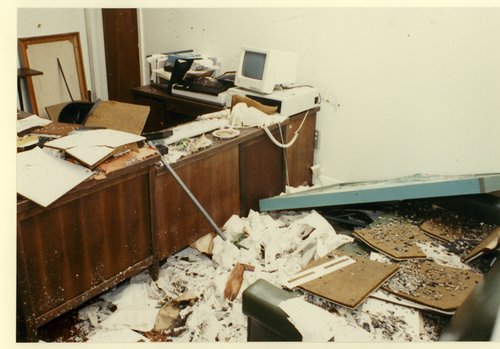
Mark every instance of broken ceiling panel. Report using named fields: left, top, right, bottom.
left=296, top=252, right=399, bottom=309
left=259, top=173, right=500, bottom=212
left=462, top=227, right=500, bottom=263
left=353, top=219, right=433, bottom=260
left=382, top=259, right=482, bottom=312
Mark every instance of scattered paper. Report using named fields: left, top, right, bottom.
left=416, top=241, right=470, bottom=270
left=279, top=297, right=372, bottom=342
left=87, top=328, right=149, bottom=343
left=16, top=147, right=93, bottom=207
left=370, top=289, right=455, bottom=315
left=44, top=129, right=145, bottom=168
left=17, top=114, right=52, bottom=133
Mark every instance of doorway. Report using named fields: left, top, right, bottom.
left=102, top=8, right=141, bottom=103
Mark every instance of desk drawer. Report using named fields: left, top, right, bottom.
left=164, top=98, right=222, bottom=118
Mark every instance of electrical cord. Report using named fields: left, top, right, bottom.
left=277, top=122, right=290, bottom=186
left=262, top=109, right=310, bottom=149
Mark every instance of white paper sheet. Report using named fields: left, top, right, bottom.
left=279, top=297, right=372, bottom=342
left=16, top=147, right=93, bottom=207
left=17, top=114, right=52, bottom=133
left=45, top=128, right=145, bottom=149
left=44, top=129, right=145, bottom=167
left=87, top=328, right=149, bottom=343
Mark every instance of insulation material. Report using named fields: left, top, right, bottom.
left=297, top=253, right=399, bottom=309
left=383, top=259, right=482, bottom=312
left=354, top=219, right=432, bottom=260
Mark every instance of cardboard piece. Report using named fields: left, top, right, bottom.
left=462, top=227, right=500, bottom=263
left=45, top=101, right=71, bottom=121
left=419, top=207, right=464, bottom=242
left=354, top=221, right=432, bottom=260
left=382, top=259, right=482, bottom=312
left=297, top=253, right=399, bottom=309
left=84, top=100, right=150, bottom=135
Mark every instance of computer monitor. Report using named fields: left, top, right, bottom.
left=235, top=47, right=298, bottom=94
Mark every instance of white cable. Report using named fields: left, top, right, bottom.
left=278, top=122, right=290, bottom=186
left=262, top=109, right=310, bottom=148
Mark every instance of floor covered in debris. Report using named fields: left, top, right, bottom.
left=36, top=200, right=497, bottom=343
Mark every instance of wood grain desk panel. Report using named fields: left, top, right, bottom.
left=154, top=147, right=240, bottom=259
left=17, top=155, right=160, bottom=341
left=153, top=109, right=317, bottom=259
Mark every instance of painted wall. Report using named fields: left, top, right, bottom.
left=141, top=8, right=500, bottom=183
left=17, top=8, right=94, bottom=111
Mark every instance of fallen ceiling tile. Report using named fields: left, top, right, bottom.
left=382, top=259, right=482, bottom=312
left=353, top=219, right=432, bottom=260
left=296, top=252, right=399, bottom=309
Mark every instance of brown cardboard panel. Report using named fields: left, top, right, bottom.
left=84, top=100, right=150, bottom=135
left=419, top=207, right=464, bottom=242
left=383, top=259, right=482, bottom=311
left=45, top=102, right=70, bottom=121
left=354, top=221, right=432, bottom=260
left=462, top=227, right=500, bottom=262
left=298, top=253, right=399, bottom=309
left=420, top=219, right=462, bottom=242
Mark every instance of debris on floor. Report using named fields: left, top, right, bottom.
left=382, top=259, right=482, bottom=312
left=279, top=296, right=372, bottom=342
left=353, top=218, right=433, bottom=260
left=38, top=201, right=497, bottom=343
left=462, top=227, right=500, bottom=263
left=224, top=263, right=255, bottom=301
left=294, top=252, right=399, bottom=309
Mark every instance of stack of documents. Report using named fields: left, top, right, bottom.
left=44, top=129, right=145, bottom=168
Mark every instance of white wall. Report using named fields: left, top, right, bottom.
left=17, top=8, right=94, bottom=111
left=141, top=7, right=500, bottom=183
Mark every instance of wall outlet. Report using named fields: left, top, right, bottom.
left=314, top=130, right=319, bottom=149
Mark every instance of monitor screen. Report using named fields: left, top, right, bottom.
left=242, top=51, right=266, bottom=80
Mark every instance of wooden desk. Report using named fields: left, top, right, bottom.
left=153, top=109, right=317, bottom=259
left=16, top=87, right=318, bottom=340
left=131, top=85, right=224, bottom=132
left=17, top=155, right=160, bottom=341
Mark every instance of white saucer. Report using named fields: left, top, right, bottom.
left=212, top=128, right=240, bottom=139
